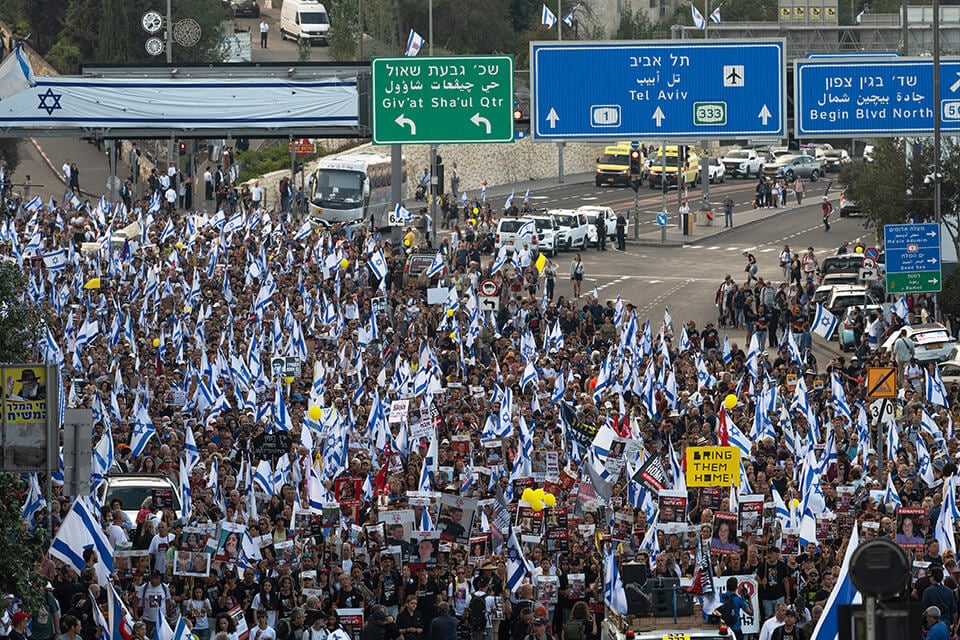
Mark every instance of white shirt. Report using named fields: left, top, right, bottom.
left=757, top=617, right=783, bottom=640
left=204, top=170, right=213, bottom=185
left=107, top=523, right=128, bottom=547
left=138, top=582, right=169, bottom=623
left=148, top=532, right=175, bottom=574
left=260, top=21, right=269, bottom=34
left=165, top=187, right=177, bottom=204
left=252, top=625, right=276, bottom=640
left=251, top=185, right=263, bottom=203
left=62, top=163, right=71, bottom=179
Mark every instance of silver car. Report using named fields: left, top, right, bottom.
left=762, top=154, right=821, bottom=182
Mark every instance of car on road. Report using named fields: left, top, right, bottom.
left=881, top=323, right=958, bottom=363
left=819, top=254, right=869, bottom=283
left=647, top=145, right=701, bottom=189
left=812, top=284, right=879, bottom=320
left=549, top=209, right=590, bottom=250
left=232, top=0, right=260, bottom=17
left=839, top=191, right=861, bottom=217
left=939, top=357, right=960, bottom=388
left=495, top=218, right=538, bottom=254
left=762, top=154, right=821, bottom=182
left=720, top=149, right=764, bottom=178
left=99, top=474, right=182, bottom=524
left=577, top=205, right=618, bottom=245
left=822, top=148, right=852, bottom=172
left=595, top=143, right=636, bottom=187
left=838, top=304, right=883, bottom=351
left=706, top=157, right=726, bottom=183
left=402, top=252, right=437, bottom=288
left=524, top=214, right=560, bottom=257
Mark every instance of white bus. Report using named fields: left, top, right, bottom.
left=306, top=150, right=407, bottom=229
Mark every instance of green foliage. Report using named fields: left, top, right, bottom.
left=0, top=0, right=226, bottom=71
left=0, top=474, right=46, bottom=615
left=615, top=7, right=669, bottom=39
left=328, top=0, right=359, bottom=60
left=0, top=139, right=21, bottom=176
left=363, top=0, right=398, bottom=51
left=298, top=38, right=312, bottom=62
left=234, top=143, right=325, bottom=183
left=941, top=268, right=960, bottom=317
left=0, top=261, right=44, bottom=361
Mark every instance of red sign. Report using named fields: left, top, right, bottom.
left=289, top=138, right=316, bottom=156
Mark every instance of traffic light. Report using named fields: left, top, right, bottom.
left=629, top=149, right=642, bottom=177
left=513, top=108, right=523, bottom=121
left=513, top=105, right=529, bottom=133
left=178, top=142, right=186, bottom=156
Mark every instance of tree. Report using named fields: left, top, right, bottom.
left=0, top=473, right=46, bottom=615
left=615, top=7, right=669, bottom=39
left=0, top=261, right=45, bottom=361
left=327, top=0, right=359, bottom=60
left=0, top=139, right=21, bottom=177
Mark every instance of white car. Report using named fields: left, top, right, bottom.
left=577, top=205, right=618, bottom=245
left=881, top=323, right=958, bottom=363
left=549, top=209, right=590, bottom=251
left=99, top=473, right=182, bottom=524
left=706, top=157, right=725, bottom=184
left=721, top=149, right=763, bottom=178
left=523, top=214, right=560, bottom=257
left=495, top=217, right=539, bottom=254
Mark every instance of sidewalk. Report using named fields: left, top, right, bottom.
left=629, top=203, right=798, bottom=247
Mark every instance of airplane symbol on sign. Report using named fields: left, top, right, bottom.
left=723, top=65, right=744, bottom=87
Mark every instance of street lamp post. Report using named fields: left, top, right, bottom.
left=429, top=0, right=438, bottom=247
left=933, top=0, right=942, bottom=322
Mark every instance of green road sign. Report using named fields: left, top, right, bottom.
left=694, top=102, right=727, bottom=126
left=885, top=271, right=942, bottom=294
left=371, top=55, right=514, bottom=145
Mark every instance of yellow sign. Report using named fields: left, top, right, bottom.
left=867, top=367, right=897, bottom=398
left=826, top=6, right=836, bottom=17
left=535, top=252, right=547, bottom=273
left=795, top=6, right=805, bottom=17
left=786, top=373, right=798, bottom=390
left=2, top=365, right=51, bottom=471
left=685, top=446, right=740, bottom=487
left=662, top=635, right=691, bottom=640
left=810, top=6, right=821, bottom=19
left=780, top=6, right=792, bottom=19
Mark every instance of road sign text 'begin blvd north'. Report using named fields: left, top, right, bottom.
left=530, top=40, right=785, bottom=140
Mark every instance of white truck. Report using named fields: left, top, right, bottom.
left=305, top=150, right=407, bottom=228
left=280, top=0, right=331, bottom=45
left=577, top=205, right=621, bottom=246
left=720, top=149, right=764, bottom=178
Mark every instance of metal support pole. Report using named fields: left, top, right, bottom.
left=391, top=145, right=403, bottom=237
left=864, top=596, right=877, bottom=640
left=166, top=0, right=173, bottom=63
left=557, top=0, right=564, bottom=184
left=901, top=0, right=909, bottom=56
left=429, top=0, right=437, bottom=245
left=934, top=0, right=941, bottom=322
left=633, top=186, right=640, bottom=240
left=290, top=134, right=296, bottom=218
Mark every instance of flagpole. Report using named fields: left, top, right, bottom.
left=556, top=0, right=564, bottom=184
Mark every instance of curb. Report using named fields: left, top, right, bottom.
left=626, top=205, right=797, bottom=248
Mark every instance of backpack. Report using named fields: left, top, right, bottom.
left=716, top=592, right=738, bottom=629
left=468, top=594, right=487, bottom=630
left=563, top=621, right=585, bottom=640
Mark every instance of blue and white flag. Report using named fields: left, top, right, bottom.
left=936, top=476, right=959, bottom=555
left=517, top=219, right=536, bottom=240
left=562, top=4, right=578, bottom=26
left=893, top=295, right=910, bottom=324
left=405, top=29, right=425, bottom=56
left=811, top=303, right=839, bottom=341
left=691, top=4, right=707, bottom=28
left=809, top=527, right=861, bottom=640
left=504, top=190, right=514, bottom=210
left=541, top=3, right=557, bottom=27
left=24, top=194, right=42, bottom=212
left=43, top=248, right=67, bottom=271
left=604, top=544, right=628, bottom=614
left=426, top=251, right=446, bottom=278
left=710, top=6, right=721, bottom=23
left=21, top=473, right=46, bottom=526
left=395, top=203, right=412, bottom=222
left=926, top=366, right=949, bottom=407
left=50, top=497, right=114, bottom=584
left=505, top=524, right=534, bottom=592
left=369, top=249, right=389, bottom=282
left=0, top=44, right=36, bottom=100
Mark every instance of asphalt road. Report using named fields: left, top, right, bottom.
left=492, top=174, right=873, bottom=366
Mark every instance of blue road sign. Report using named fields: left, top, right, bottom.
left=796, top=58, right=960, bottom=137
left=883, top=224, right=942, bottom=294
left=656, top=213, right=668, bottom=226
left=530, top=40, right=786, bottom=140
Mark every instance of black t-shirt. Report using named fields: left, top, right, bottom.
left=397, top=608, right=424, bottom=640
left=772, top=626, right=805, bottom=640
left=758, top=560, right=789, bottom=600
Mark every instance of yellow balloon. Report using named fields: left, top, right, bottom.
left=184, top=305, right=192, bottom=314
left=855, top=246, right=863, bottom=253
left=469, top=218, right=477, bottom=226
left=176, top=242, right=184, bottom=249
left=340, top=258, right=349, bottom=269
left=449, top=332, right=456, bottom=339
left=308, top=406, right=322, bottom=421
left=724, top=394, right=738, bottom=410
left=472, top=207, right=479, bottom=215
left=533, top=488, right=545, bottom=501
left=284, top=377, right=295, bottom=384
left=447, top=309, right=454, bottom=317
left=530, top=501, right=544, bottom=513
left=789, top=498, right=800, bottom=510
left=543, top=493, right=556, bottom=507
left=522, top=488, right=535, bottom=502
left=152, top=338, right=160, bottom=347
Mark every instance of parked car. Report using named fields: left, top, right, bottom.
left=819, top=254, right=868, bottom=283
left=523, top=214, right=560, bottom=257
left=811, top=284, right=879, bottom=319
left=232, top=0, right=260, bottom=17
left=577, top=205, right=618, bottom=245
left=822, top=149, right=852, bottom=172
left=839, top=191, right=861, bottom=217
left=939, top=358, right=960, bottom=388
left=549, top=209, right=590, bottom=250
left=881, top=323, right=959, bottom=363
left=762, top=154, right=821, bottom=182
left=720, top=149, right=764, bottom=178
left=706, top=157, right=726, bottom=183
left=99, top=474, right=182, bottom=524
left=838, top=304, right=883, bottom=351
left=403, top=252, right=437, bottom=288
left=495, top=217, right=538, bottom=254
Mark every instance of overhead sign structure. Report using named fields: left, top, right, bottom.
left=685, top=446, right=741, bottom=487
left=529, top=40, right=786, bottom=140
left=796, top=57, right=960, bottom=137
left=883, top=223, right=942, bottom=294
left=371, top=55, right=514, bottom=144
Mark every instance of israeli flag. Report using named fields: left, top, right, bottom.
left=24, top=194, right=42, bottom=212
left=505, top=524, right=534, bottom=592
left=369, top=249, right=389, bottom=282
left=691, top=4, right=707, bottom=29
left=562, top=4, right=578, bottom=27
left=394, top=202, right=413, bottom=222
left=504, top=190, right=514, bottom=210
left=541, top=3, right=557, bottom=27
left=405, top=29, right=425, bottom=56
left=43, top=248, right=67, bottom=271
left=710, top=6, right=721, bottom=23
left=604, top=545, right=628, bottom=615
left=426, top=251, right=446, bottom=278
left=893, top=295, right=910, bottom=324
left=517, top=218, right=536, bottom=240
left=811, top=303, right=839, bottom=341
left=0, top=44, right=36, bottom=101
left=49, top=497, right=114, bottom=584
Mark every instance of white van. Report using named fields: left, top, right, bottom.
left=280, top=0, right=331, bottom=45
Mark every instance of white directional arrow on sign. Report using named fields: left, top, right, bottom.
left=395, top=114, right=416, bottom=135
left=652, top=106, right=665, bottom=127
left=951, top=72, right=960, bottom=93
left=546, top=107, right=560, bottom=128
left=470, top=113, right=491, bottom=134
left=758, top=104, right=772, bottom=125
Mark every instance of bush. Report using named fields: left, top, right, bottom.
left=940, top=267, right=960, bottom=317
left=234, top=143, right=325, bottom=183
